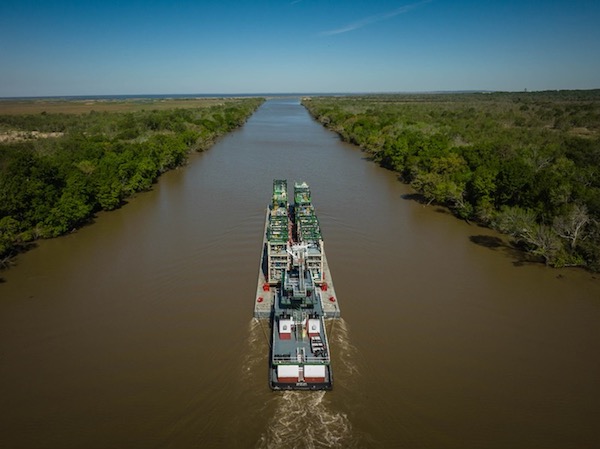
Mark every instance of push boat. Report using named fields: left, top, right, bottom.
left=254, top=180, right=341, bottom=390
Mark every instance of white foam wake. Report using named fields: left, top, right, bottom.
left=257, top=391, right=355, bottom=449
left=244, top=318, right=270, bottom=375
left=256, top=318, right=361, bottom=449
left=327, top=318, right=360, bottom=386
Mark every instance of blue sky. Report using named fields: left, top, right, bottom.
left=1, top=0, right=599, bottom=96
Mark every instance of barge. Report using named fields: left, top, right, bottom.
left=254, top=180, right=340, bottom=390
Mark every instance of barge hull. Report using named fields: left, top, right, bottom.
left=255, top=180, right=339, bottom=391
left=270, top=380, right=333, bottom=391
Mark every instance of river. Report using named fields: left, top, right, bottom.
left=1, top=98, right=599, bottom=449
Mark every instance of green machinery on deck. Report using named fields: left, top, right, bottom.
left=266, top=180, right=325, bottom=284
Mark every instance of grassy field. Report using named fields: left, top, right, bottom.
left=0, top=97, right=252, bottom=115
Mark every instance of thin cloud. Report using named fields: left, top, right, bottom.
left=320, top=0, right=431, bottom=36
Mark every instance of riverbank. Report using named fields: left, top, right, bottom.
left=302, top=91, right=600, bottom=271
left=0, top=97, right=264, bottom=266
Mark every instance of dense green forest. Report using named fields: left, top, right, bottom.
left=303, top=91, right=600, bottom=271
left=0, top=98, right=263, bottom=265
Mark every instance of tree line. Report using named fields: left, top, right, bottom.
left=302, top=91, right=600, bottom=271
left=0, top=99, right=263, bottom=264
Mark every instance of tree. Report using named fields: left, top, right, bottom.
left=526, top=224, right=562, bottom=266
left=410, top=152, right=471, bottom=216
left=495, top=157, right=535, bottom=207
left=553, top=204, right=590, bottom=250
left=493, top=206, right=563, bottom=265
left=493, top=206, right=538, bottom=240
left=0, top=216, right=19, bottom=258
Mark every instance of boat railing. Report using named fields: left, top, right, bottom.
left=272, top=354, right=330, bottom=364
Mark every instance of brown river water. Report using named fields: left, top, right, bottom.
left=1, top=99, right=600, bottom=449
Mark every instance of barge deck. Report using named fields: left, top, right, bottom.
left=253, top=180, right=340, bottom=390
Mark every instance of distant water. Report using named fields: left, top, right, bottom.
left=1, top=93, right=345, bottom=101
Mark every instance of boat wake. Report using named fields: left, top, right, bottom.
left=254, top=318, right=361, bottom=449
left=327, top=318, right=359, bottom=386
left=245, top=318, right=271, bottom=374
left=256, top=391, right=356, bottom=449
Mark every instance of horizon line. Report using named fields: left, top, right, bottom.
left=3, top=88, right=600, bottom=101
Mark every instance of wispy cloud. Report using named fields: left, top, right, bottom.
left=320, top=0, right=431, bottom=36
